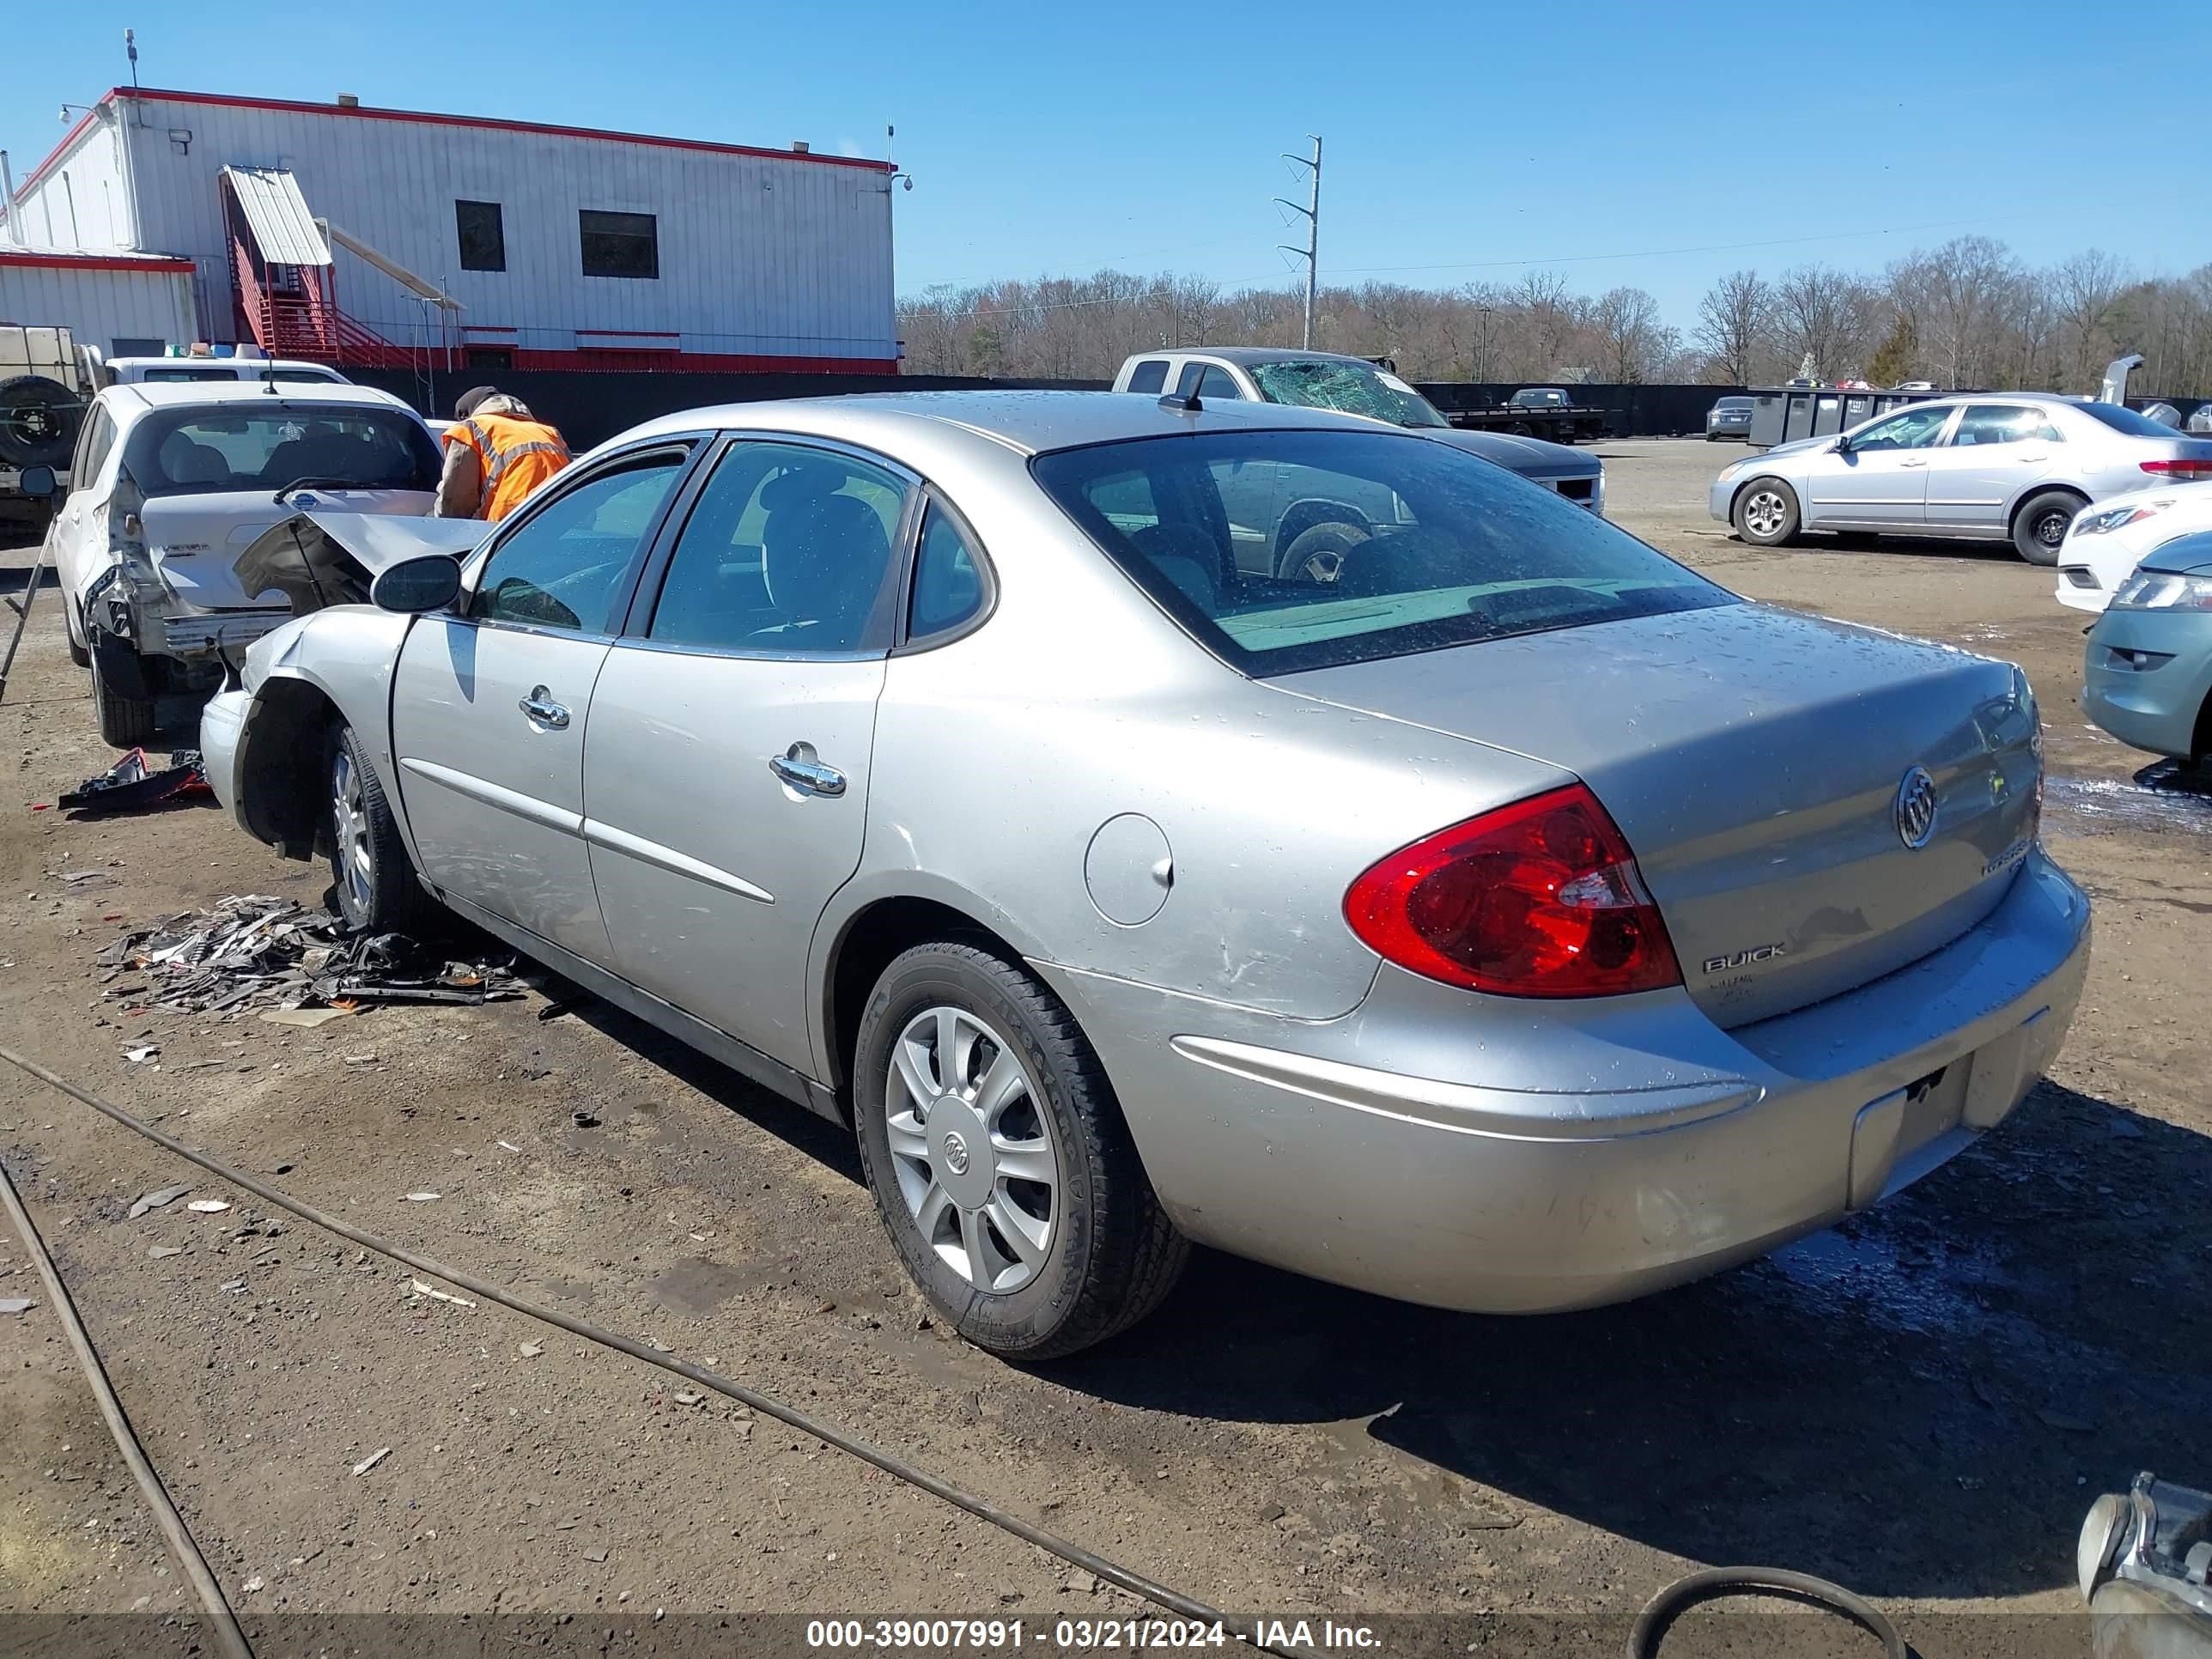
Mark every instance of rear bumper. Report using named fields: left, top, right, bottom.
left=1045, top=850, right=2089, bottom=1314
left=156, top=610, right=290, bottom=658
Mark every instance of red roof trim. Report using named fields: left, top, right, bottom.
left=112, top=88, right=895, bottom=173
left=0, top=249, right=196, bottom=274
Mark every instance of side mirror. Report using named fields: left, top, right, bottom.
left=16, top=465, right=56, bottom=501
left=370, top=554, right=463, bottom=614
left=1832, top=435, right=1852, bottom=455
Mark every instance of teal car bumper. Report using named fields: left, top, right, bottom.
left=2082, top=605, right=2212, bottom=761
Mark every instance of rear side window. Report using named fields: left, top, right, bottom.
left=1033, top=429, right=1730, bottom=677
left=908, top=503, right=988, bottom=639
left=1125, top=359, right=1168, bottom=395
left=2076, top=402, right=2187, bottom=438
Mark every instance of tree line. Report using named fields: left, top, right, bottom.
left=896, top=237, right=2212, bottom=396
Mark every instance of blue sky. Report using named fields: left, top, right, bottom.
left=7, top=3, right=2209, bottom=330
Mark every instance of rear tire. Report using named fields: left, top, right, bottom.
left=1276, top=520, right=1370, bottom=584
left=853, top=939, right=1188, bottom=1360
left=1732, top=477, right=1802, bottom=546
left=2012, top=489, right=2084, bottom=566
left=90, top=641, right=157, bottom=748
left=66, top=606, right=90, bottom=669
left=325, top=722, right=438, bottom=933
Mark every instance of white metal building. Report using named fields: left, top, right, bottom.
left=0, top=246, right=198, bottom=357
left=1, top=87, right=899, bottom=373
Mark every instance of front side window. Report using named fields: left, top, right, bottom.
left=456, top=199, right=506, bottom=272
left=1249, top=360, right=1446, bottom=428
left=1951, top=405, right=2063, bottom=447
left=1125, top=360, right=1168, bottom=395
left=580, top=210, right=659, bottom=280
left=123, top=406, right=440, bottom=497
left=1850, top=404, right=1954, bottom=451
left=471, top=453, right=687, bottom=633
left=908, top=503, right=988, bottom=638
left=648, top=441, right=905, bottom=653
left=1033, top=429, right=1730, bottom=677
left=1196, top=366, right=1243, bottom=401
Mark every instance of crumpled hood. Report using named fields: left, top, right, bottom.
left=1421, top=426, right=1598, bottom=478
left=231, top=512, right=483, bottom=615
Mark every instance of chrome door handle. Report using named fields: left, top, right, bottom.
left=770, top=742, right=846, bottom=798
left=518, top=685, right=571, bottom=729
left=2014, top=453, right=2049, bottom=462
left=1899, top=458, right=1929, bottom=467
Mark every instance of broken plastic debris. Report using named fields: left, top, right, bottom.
left=402, top=1192, right=441, bottom=1202
left=518, top=1341, right=544, bottom=1358
left=186, top=1199, right=232, bottom=1213
left=58, top=748, right=210, bottom=815
left=496, top=1140, right=521, bottom=1153
left=409, top=1279, right=477, bottom=1308
left=673, top=1391, right=702, bottom=1407
left=0, top=1297, right=35, bottom=1316
left=261, top=1006, right=353, bottom=1029
left=124, top=1045, right=160, bottom=1064
left=352, top=1447, right=392, bottom=1476
left=221, top=1279, right=247, bottom=1294
left=127, top=1183, right=191, bottom=1218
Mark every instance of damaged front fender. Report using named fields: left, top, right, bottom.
left=232, top=512, right=484, bottom=617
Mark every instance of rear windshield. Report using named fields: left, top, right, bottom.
left=125, top=405, right=440, bottom=497
left=2078, top=401, right=2191, bottom=439
left=1715, top=398, right=1753, bottom=410
left=1031, top=428, right=1731, bottom=676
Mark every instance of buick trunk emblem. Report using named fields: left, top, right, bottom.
left=1894, top=766, right=1939, bottom=849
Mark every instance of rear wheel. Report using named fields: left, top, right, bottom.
left=1276, top=520, right=1370, bottom=584
left=326, top=722, right=437, bottom=933
left=1732, top=477, right=1801, bottom=547
left=2012, top=489, right=2084, bottom=566
left=853, top=939, right=1188, bottom=1360
left=90, top=639, right=157, bottom=747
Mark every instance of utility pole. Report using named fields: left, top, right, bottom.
left=1477, top=307, right=1493, bottom=381
left=1276, top=136, right=1322, bottom=349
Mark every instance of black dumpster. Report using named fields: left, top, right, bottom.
left=1747, top=386, right=1955, bottom=448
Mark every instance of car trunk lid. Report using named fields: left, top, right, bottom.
left=230, top=509, right=483, bottom=614
left=143, top=488, right=434, bottom=611
left=1277, top=603, right=2042, bottom=1027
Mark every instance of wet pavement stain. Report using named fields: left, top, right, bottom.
left=2043, top=767, right=2212, bottom=837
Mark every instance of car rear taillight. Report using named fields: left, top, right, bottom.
left=1343, top=783, right=1681, bottom=998
left=2138, top=459, right=2212, bottom=478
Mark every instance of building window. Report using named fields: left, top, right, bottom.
left=580, top=210, right=659, bottom=280
left=456, top=200, right=506, bottom=272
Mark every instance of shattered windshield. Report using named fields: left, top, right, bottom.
left=1249, top=361, right=1449, bottom=429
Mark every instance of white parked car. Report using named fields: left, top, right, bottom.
left=22, top=380, right=441, bottom=745
left=101, top=356, right=350, bottom=387
left=2055, top=479, right=2212, bottom=612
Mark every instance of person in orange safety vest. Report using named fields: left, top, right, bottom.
left=432, top=385, right=572, bottom=521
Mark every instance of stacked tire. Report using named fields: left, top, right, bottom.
left=0, top=374, right=79, bottom=531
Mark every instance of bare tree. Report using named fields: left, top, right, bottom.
left=2051, top=250, right=2131, bottom=391
left=1592, top=287, right=1673, bottom=383
left=1694, top=269, right=1774, bottom=385
left=1775, top=264, right=1881, bottom=383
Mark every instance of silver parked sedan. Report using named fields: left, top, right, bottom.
left=202, top=392, right=2089, bottom=1358
left=1711, top=393, right=2212, bottom=563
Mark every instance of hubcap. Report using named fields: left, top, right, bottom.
left=884, top=1005, right=1060, bottom=1293
left=1744, top=489, right=1787, bottom=538
left=330, top=749, right=374, bottom=921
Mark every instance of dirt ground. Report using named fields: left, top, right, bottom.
left=2, top=441, right=2206, bottom=1658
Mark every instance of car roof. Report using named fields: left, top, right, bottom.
left=1130, top=345, right=1382, bottom=369
left=614, top=389, right=1403, bottom=460
left=105, top=380, right=416, bottom=416
left=106, top=356, right=337, bottom=371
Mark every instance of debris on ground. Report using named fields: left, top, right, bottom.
left=402, top=1192, right=441, bottom=1203
left=127, top=1183, right=191, bottom=1218
left=123, top=1045, right=160, bottom=1064
left=518, top=1341, right=544, bottom=1359
left=186, top=1199, right=232, bottom=1214
left=58, top=749, right=210, bottom=816
left=94, top=896, right=521, bottom=1018
left=352, top=1447, right=392, bottom=1477
left=149, top=1246, right=185, bottom=1259
left=408, top=1279, right=476, bottom=1308
left=0, top=1297, right=36, bottom=1316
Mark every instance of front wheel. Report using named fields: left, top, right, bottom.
left=1732, top=477, right=1802, bottom=546
left=326, top=723, right=437, bottom=933
left=2012, top=489, right=2084, bottom=567
left=1276, top=520, right=1370, bottom=584
left=853, top=940, right=1188, bottom=1360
